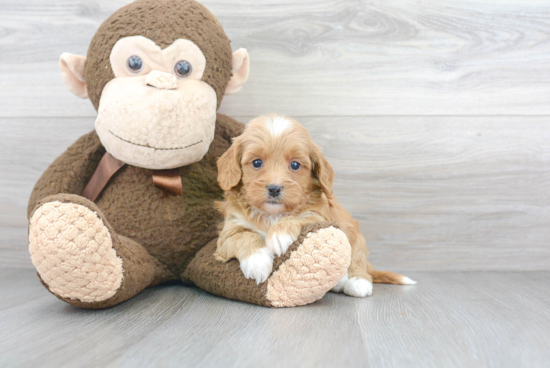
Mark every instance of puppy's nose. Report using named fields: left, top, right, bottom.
left=267, top=184, right=283, bottom=198
left=145, top=70, right=178, bottom=90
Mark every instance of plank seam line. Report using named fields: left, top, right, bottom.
left=4, top=115, right=550, bottom=119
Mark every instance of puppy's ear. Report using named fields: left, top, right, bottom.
left=217, top=137, right=242, bottom=191
left=311, top=144, right=335, bottom=199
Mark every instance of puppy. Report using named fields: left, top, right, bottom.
left=214, top=114, right=416, bottom=297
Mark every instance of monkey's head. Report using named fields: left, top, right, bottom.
left=59, top=0, right=249, bottom=169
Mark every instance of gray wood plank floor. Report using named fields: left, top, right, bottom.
left=0, top=268, right=548, bottom=368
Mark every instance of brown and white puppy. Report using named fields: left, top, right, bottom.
left=215, top=115, right=416, bottom=297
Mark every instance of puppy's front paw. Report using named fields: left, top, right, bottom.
left=331, top=273, right=349, bottom=293
left=343, top=277, right=373, bottom=297
left=240, top=247, right=275, bottom=284
left=266, top=230, right=299, bottom=256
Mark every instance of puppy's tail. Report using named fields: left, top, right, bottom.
left=371, top=269, right=417, bottom=285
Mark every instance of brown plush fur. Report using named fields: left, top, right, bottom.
left=29, top=114, right=243, bottom=280
left=86, top=0, right=232, bottom=110
left=28, top=0, right=353, bottom=309
left=35, top=194, right=172, bottom=309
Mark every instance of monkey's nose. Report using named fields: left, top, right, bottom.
left=145, top=70, right=178, bottom=90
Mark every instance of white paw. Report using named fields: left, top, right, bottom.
left=343, top=277, right=373, bottom=297
left=266, top=232, right=297, bottom=256
left=331, top=273, right=349, bottom=293
left=239, top=247, right=274, bottom=284
left=401, top=276, right=417, bottom=285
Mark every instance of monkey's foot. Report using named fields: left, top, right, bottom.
left=185, top=222, right=351, bottom=308
left=265, top=223, right=351, bottom=307
left=29, top=201, right=123, bottom=303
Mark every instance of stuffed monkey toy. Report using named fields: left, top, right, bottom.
left=28, top=0, right=351, bottom=309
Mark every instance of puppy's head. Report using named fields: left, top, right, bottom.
left=217, top=114, right=334, bottom=215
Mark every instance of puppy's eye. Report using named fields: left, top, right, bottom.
left=127, top=55, right=143, bottom=73
left=252, top=159, right=263, bottom=169
left=175, top=60, right=192, bottom=77
left=290, top=161, right=301, bottom=171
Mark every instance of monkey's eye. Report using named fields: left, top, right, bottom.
left=127, top=55, right=143, bottom=73
left=252, top=159, right=263, bottom=169
left=175, top=60, right=192, bottom=77
left=290, top=161, right=301, bottom=171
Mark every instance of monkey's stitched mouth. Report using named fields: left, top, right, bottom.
left=109, top=130, right=202, bottom=151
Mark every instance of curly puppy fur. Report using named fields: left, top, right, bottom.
left=214, top=114, right=416, bottom=293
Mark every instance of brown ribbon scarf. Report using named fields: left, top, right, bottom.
left=152, top=168, right=184, bottom=197
left=82, top=152, right=183, bottom=202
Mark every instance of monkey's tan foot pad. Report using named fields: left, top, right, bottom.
left=29, top=201, right=123, bottom=303
left=266, top=225, right=351, bottom=307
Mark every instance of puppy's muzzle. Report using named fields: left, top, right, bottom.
left=267, top=184, right=282, bottom=198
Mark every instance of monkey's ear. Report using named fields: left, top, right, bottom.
left=217, top=137, right=243, bottom=191
left=225, top=48, right=250, bottom=95
left=311, top=145, right=335, bottom=199
left=59, top=53, right=89, bottom=99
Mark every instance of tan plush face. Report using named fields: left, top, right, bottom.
left=94, top=36, right=217, bottom=169
left=59, top=0, right=250, bottom=170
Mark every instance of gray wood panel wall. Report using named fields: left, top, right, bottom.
left=1, top=0, right=549, bottom=270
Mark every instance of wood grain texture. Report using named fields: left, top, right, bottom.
left=2, top=116, right=549, bottom=270
left=0, top=268, right=549, bottom=368
left=0, top=117, right=95, bottom=268
left=2, top=0, right=550, bottom=117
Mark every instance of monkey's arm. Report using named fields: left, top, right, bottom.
left=216, top=113, right=245, bottom=141
left=27, top=130, right=105, bottom=218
